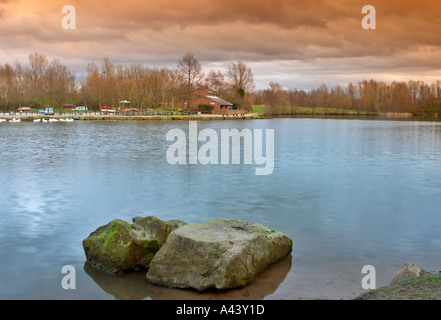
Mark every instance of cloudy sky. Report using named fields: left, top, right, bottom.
left=0, top=0, right=440, bottom=89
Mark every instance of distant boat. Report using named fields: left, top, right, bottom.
left=33, top=118, right=41, bottom=123
left=59, top=118, right=66, bottom=122
left=0, top=119, right=6, bottom=123
left=9, top=118, right=21, bottom=123
left=65, top=118, right=74, bottom=122
left=42, top=119, right=48, bottom=123
left=48, top=118, right=58, bottom=122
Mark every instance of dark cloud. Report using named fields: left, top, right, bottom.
left=0, top=0, right=440, bottom=89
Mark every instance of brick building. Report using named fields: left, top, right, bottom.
left=186, top=89, right=245, bottom=115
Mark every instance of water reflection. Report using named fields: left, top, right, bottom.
left=1, top=119, right=441, bottom=299
left=84, top=256, right=292, bottom=300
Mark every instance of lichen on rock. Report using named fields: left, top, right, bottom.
left=146, top=218, right=293, bottom=291
left=82, top=216, right=180, bottom=275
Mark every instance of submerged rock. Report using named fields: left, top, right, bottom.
left=146, top=218, right=293, bottom=291
left=82, top=216, right=178, bottom=275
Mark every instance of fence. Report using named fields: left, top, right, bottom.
left=1, top=110, right=247, bottom=116
left=212, top=110, right=247, bottom=116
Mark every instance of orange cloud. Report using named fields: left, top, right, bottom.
left=0, top=0, right=440, bottom=89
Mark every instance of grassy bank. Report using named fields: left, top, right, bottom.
left=252, top=105, right=373, bottom=116
left=280, top=106, right=372, bottom=115
left=251, top=105, right=265, bottom=115
left=357, top=274, right=441, bottom=300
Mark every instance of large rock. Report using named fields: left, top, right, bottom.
left=390, top=262, right=434, bottom=285
left=146, top=218, right=293, bottom=291
left=82, top=216, right=177, bottom=275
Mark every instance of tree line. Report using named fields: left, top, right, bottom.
left=256, top=80, right=441, bottom=116
left=1, top=52, right=440, bottom=116
left=0, top=52, right=255, bottom=112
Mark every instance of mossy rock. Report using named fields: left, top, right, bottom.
left=132, top=216, right=177, bottom=247
left=146, top=219, right=293, bottom=291
left=82, top=216, right=182, bottom=275
left=167, top=219, right=187, bottom=229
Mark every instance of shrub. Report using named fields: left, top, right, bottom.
left=198, top=103, right=214, bottom=113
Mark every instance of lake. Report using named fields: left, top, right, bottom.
left=0, top=118, right=440, bottom=300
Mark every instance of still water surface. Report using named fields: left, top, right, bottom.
left=0, top=118, right=440, bottom=299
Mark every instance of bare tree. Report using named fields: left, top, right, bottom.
left=0, top=63, right=19, bottom=111
left=316, top=83, right=330, bottom=109
left=45, top=58, right=72, bottom=108
left=262, top=82, right=286, bottom=115
left=82, top=63, right=104, bottom=108
left=101, top=57, right=118, bottom=108
left=177, top=52, right=203, bottom=108
left=204, top=70, right=226, bottom=96
left=167, top=68, right=184, bottom=110
left=227, top=61, right=255, bottom=96
left=26, top=53, right=48, bottom=107
left=330, top=85, right=350, bottom=109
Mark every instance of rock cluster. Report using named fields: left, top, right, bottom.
left=83, top=216, right=292, bottom=291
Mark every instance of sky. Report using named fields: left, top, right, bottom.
left=0, top=0, right=441, bottom=90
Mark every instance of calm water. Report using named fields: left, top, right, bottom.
left=0, top=118, right=440, bottom=300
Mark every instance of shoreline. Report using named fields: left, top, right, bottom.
left=1, top=112, right=440, bottom=122
left=356, top=274, right=441, bottom=300
left=0, top=113, right=259, bottom=121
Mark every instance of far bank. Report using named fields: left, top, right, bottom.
left=0, top=113, right=259, bottom=122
